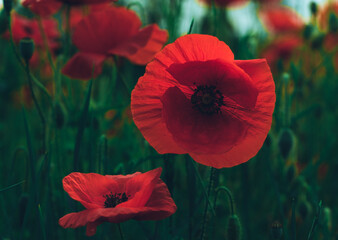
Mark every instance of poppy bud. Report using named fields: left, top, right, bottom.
left=321, top=207, right=332, bottom=231
left=328, top=13, right=338, bottom=33
left=310, top=2, right=317, bottom=16
left=278, top=128, right=294, bottom=159
left=226, top=215, right=242, bottom=240
left=3, top=0, right=12, bottom=16
left=19, top=37, right=35, bottom=64
left=270, top=221, right=283, bottom=239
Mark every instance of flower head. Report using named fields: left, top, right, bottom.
left=131, top=34, right=276, bottom=168
left=22, top=0, right=62, bottom=17
left=56, top=0, right=117, bottom=5
left=59, top=168, right=176, bottom=236
left=62, top=6, right=168, bottom=80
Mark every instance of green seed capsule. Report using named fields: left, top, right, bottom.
left=226, top=215, right=242, bottom=240
left=19, top=37, right=35, bottom=64
left=310, top=2, right=318, bottom=16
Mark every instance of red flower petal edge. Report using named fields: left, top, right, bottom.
left=131, top=34, right=276, bottom=168
left=62, top=6, right=168, bottom=80
left=59, top=168, right=177, bottom=236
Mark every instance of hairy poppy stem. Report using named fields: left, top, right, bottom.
left=200, top=167, right=216, bottom=240
left=117, top=223, right=125, bottom=240
left=25, top=64, right=47, bottom=153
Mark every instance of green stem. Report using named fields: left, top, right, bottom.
left=25, top=63, right=47, bottom=153
left=200, top=167, right=216, bottom=240
left=118, top=223, right=125, bottom=240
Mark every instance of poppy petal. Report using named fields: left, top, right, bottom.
left=167, top=59, right=258, bottom=108
left=63, top=172, right=119, bottom=209
left=161, top=86, right=247, bottom=154
left=62, top=52, right=106, bottom=80
left=131, top=35, right=235, bottom=155
left=119, top=168, right=162, bottom=208
left=72, top=7, right=141, bottom=54
left=110, top=24, right=168, bottom=65
left=189, top=59, right=275, bottom=168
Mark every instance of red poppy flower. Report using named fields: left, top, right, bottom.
left=62, top=6, right=168, bottom=80
left=259, top=5, right=304, bottom=34
left=59, top=168, right=176, bottom=236
left=56, top=0, right=117, bottom=5
left=22, top=0, right=62, bottom=17
left=131, top=34, right=276, bottom=168
left=198, top=0, right=248, bottom=8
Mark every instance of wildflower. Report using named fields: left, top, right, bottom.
left=59, top=168, right=176, bottom=236
left=62, top=6, right=168, bottom=80
left=259, top=5, right=304, bottom=34
left=56, top=0, right=116, bottom=5
left=22, top=0, right=62, bottom=17
left=131, top=34, right=276, bottom=168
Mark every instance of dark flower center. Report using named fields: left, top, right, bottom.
left=191, top=85, right=225, bottom=115
left=103, top=192, right=130, bottom=208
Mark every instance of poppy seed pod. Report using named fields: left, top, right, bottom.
left=226, top=215, right=242, bottom=240
left=19, top=37, right=35, bottom=64
left=270, top=221, right=283, bottom=239
left=310, top=2, right=318, bottom=16
left=278, top=128, right=294, bottom=159
left=3, top=0, right=12, bottom=16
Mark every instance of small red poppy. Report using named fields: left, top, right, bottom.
left=198, top=0, right=248, bottom=8
left=259, top=5, right=304, bottom=34
left=22, top=0, right=62, bottom=17
left=62, top=6, right=168, bottom=80
left=56, top=0, right=117, bottom=5
left=131, top=34, right=276, bottom=168
left=59, top=168, right=176, bottom=236
left=261, top=34, right=303, bottom=68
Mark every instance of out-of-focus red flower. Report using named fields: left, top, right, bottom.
left=2, top=13, right=60, bottom=68
left=255, top=0, right=281, bottom=4
left=259, top=5, right=304, bottom=34
left=261, top=35, right=303, bottom=69
left=198, top=0, right=248, bottom=8
left=59, top=168, right=176, bottom=236
left=62, top=6, right=168, bottom=80
left=318, top=1, right=338, bottom=32
left=56, top=0, right=117, bottom=5
left=131, top=34, right=276, bottom=168
left=22, top=0, right=62, bottom=17
left=5, top=13, right=60, bottom=50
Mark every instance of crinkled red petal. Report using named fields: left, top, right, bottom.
left=62, top=172, right=119, bottom=209
left=161, top=86, right=247, bottom=154
left=190, top=59, right=275, bottom=168
left=167, top=59, right=258, bottom=108
left=131, top=34, right=235, bottom=155
left=110, top=24, right=168, bottom=65
left=62, top=52, right=106, bottom=80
